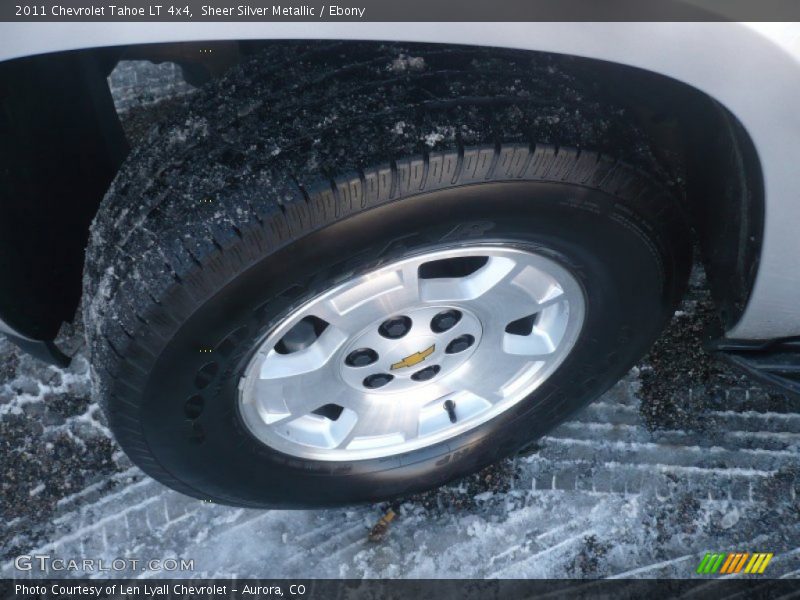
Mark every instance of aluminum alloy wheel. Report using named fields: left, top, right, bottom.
left=238, top=245, right=585, bottom=461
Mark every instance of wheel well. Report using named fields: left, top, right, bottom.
left=564, top=56, right=762, bottom=331
left=0, top=41, right=762, bottom=344
left=0, top=47, right=128, bottom=340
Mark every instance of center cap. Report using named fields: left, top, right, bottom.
left=338, top=305, right=483, bottom=394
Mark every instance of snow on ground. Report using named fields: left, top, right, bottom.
left=2, top=291, right=799, bottom=579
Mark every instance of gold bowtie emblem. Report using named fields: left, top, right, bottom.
left=391, top=344, right=435, bottom=370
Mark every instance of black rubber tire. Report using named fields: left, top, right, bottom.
left=83, top=43, right=691, bottom=508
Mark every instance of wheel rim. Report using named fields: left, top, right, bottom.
left=238, top=244, right=585, bottom=461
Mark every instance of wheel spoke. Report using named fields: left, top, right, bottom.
left=259, top=325, right=348, bottom=381
left=336, top=397, right=421, bottom=449
left=461, top=341, right=539, bottom=396
left=472, top=278, right=536, bottom=326
left=335, top=414, right=377, bottom=450
left=310, top=261, right=421, bottom=333
left=397, top=403, right=421, bottom=441
left=468, top=267, right=565, bottom=325
left=252, top=378, right=327, bottom=420
left=420, top=255, right=517, bottom=303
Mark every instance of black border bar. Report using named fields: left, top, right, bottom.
left=4, top=0, right=800, bottom=22
left=2, top=579, right=799, bottom=600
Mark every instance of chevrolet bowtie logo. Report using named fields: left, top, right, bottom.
left=391, top=345, right=435, bottom=370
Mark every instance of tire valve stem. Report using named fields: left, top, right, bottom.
left=444, top=400, right=457, bottom=423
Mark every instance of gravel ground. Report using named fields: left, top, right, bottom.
left=1, top=61, right=798, bottom=580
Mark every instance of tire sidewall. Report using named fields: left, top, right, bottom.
left=139, top=181, right=672, bottom=507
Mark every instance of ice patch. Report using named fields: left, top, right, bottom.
left=423, top=132, right=444, bottom=147
left=422, top=126, right=456, bottom=148
left=388, top=55, right=426, bottom=72
left=720, top=507, right=740, bottom=529
left=167, top=116, right=209, bottom=145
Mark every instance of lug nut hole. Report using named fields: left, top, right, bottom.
left=411, top=365, right=441, bottom=382
left=446, top=334, right=475, bottom=354
left=345, top=348, right=378, bottom=367
left=379, top=316, right=412, bottom=339
left=184, top=394, right=204, bottom=419
left=363, top=373, right=394, bottom=389
left=431, top=309, right=462, bottom=333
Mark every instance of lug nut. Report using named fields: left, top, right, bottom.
left=379, top=316, right=412, bottom=339
left=345, top=348, right=378, bottom=367
left=363, top=373, right=394, bottom=389
left=411, top=365, right=441, bottom=382
left=446, top=334, right=475, bottom=354
left=431, top=309, right=462, bottom=333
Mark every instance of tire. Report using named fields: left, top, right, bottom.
left=83, top=43, right=691, bottom=508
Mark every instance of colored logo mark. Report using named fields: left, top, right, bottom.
left=696, top=552, right=774, bottom=575
left=391, top=344, right=435, bottom=370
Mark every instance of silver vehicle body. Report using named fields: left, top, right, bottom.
left=0, top=21, right=798, bottom=340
